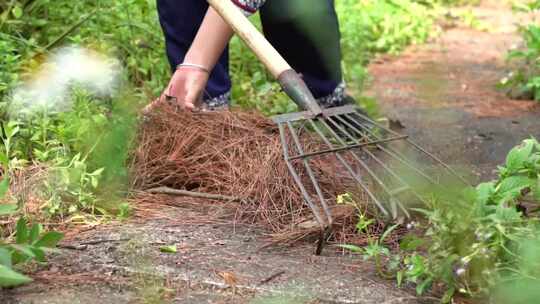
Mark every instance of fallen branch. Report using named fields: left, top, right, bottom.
left=257, top=270, right=286, bottom=286
left=58, top=238, right=131, bottom=250
left=146, top=186, right=249, bottom=203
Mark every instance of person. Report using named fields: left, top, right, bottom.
left=152, top=0, right=358, bottom=111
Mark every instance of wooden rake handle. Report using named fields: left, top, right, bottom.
left=207, top=0, right=323, bottom=115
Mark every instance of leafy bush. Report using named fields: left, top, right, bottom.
left=0, top=0, right=169, bottom=99
left=344, top=138, right=540, bottom=302
left=500, top=1, right=540, bottom=101
left=0, top=216, right=64, bottom=288
left=1, top=173, right=63, bottom=287
left=338, top=0, right=436, bottom=56
left=1, top=87, right=137, bottom=219
left=1, top=0, right=155, bottom=219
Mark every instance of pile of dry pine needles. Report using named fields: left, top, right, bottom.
left=131, top=105, right=388, bottom=246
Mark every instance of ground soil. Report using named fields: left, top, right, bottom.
left=368, top=1, right=540, bottom=182
left=2, top=2, right=539, bottom=304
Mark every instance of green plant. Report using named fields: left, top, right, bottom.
left=1, top=117, right=64, bottom=288
left=1, top=87, right=137, bottom=219
left=1, top=155, right=63, bottom=288
left=0, top=217, right=64, bottom=288
left=343, top=138, right=540, bottom=302
left=42, top=153, right=104, bottom=217
left=500, top=1, right=540, bottom=101
left=116, top=202, right=132, bottom=221
left=457, top=9, right=491, bottom=31
left=338, top=0, right=436, bottom=56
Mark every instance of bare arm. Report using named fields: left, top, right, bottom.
left=149, top=7, right=234, bottom=111
left=184, top=7, right=234, bottom=72
left=148, top=1, right=267, bottom=112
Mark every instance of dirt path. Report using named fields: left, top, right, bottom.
left=3, top=2, right=540, bottom=304
left=368, top=1, right=540, bottom=182
left=3, top=203, right=432, bottom=304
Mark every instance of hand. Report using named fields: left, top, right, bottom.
left=163, top=66, right=210, bottom=110
left=144, top=66, right=209, bottom=113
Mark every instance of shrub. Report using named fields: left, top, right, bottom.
left=500, top=1, right=540, bottom=101
left=344, top=138, right=540, bottom=302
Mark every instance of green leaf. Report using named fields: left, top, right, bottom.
left=30, top=247, right=46, bottom=263
left=496, top=176, right=532, bottom=202
left=338, top=244, right=364, bottom=253
left=10, top=244, right=35, bottom=260
left=90, top=168, right=104, bottom=176
left=441, top=287, right=456, bottom=304
left=0, top=176, right=9, bottom=198
left=406, top=254, right=426, bottom=279
left=416, top=278, right=432, bottom=295
left=399, top=234, right=424, bottom=251
left=381, top=223, right=400, bottom=243
left=29, top=224, right=43, bottom=244
left=396, top=270, right=404, bottom=287
left=0, top=204, right=17, bottom=216
left=90, top=176, right=99, bottom=188
left=476, top=182, right=495, bottom=205
left=35, top=231, right=64, bottom=248
left=15, top=218, right=28, bottom=244
left=532, top=175, right=540, bottom=202
left=505, top=140, right=535, bottom=172
left=0, top=248, right=12, bottom=267
left=11, top=5, right=23, bottom=19
left=159, top=245, right=177, bottom=254
left=0, top=152, right=8, bottom=167
left=0, top=265, right=32, bottom=287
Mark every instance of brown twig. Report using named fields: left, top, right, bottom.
left=257, top=270, right=286, bottom=286
left=146, top=186, right=249, bottom=203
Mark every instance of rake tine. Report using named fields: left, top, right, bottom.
left=349, top=110, right=407, bottom=138
left=318, top=118, right=409, bottom=218
left=325, top=116, right=413, bottom=218
left=278, top=123, right=326, bottom=229
left=287, top=135, right=408, bottom=160
left=349, top=112, right=470, bottom=186
left=405, top=138, right=471, bottom=186
left=341, top=113, right=439, bottom=184
left=308, top=120, right=390, bottom=218
left=286, top=122, right=334, bottom=226
left=332, top=116, right=438, bottom=201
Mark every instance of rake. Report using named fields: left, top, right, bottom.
left=208, top=0, right=468, bottom=254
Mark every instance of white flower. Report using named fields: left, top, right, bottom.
left=456, top=268, right=466, bottom=276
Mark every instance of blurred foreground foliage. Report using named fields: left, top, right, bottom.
left=343, top=138, right=540, bottom=303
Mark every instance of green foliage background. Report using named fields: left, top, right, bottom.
left=0, top=0, right=441, bottom=112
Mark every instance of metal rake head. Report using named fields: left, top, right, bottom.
left=272, top=104, right=469, bottom=254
